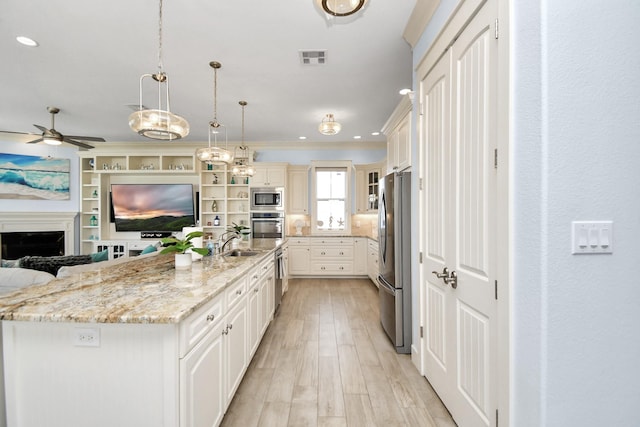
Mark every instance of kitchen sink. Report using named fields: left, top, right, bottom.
left=223, top=249, right=260, bottom=257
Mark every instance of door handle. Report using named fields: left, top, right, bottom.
left=432, top=267, right=449, bottom=279
left=444, top=270, right=458, bottom=289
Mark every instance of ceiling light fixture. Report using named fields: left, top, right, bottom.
left=129, top=0, right=189, bottom=140
left=231, top=101, right=255, bottom=177
left=196, top=61, right=234, bottom=165
left=316, top=0, right=368, bottom=17
left=318, top=113, right=342, bottom=135
left=16, top=36, right=38, bottom=47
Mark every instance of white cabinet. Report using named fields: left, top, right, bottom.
left=200, top=164, right=250, bottom=239
left=355, top=163, right=381, bottom=213
left=383, top=95, right=412, bottom=173
left=287, top=165, right=309, bottom=214
left=288, top=237, right=310, bottom=275
left=248, top=276, right=261, bottom=357
left=180, top=321, right=226, bottom=427
left=251, top=164, right=287, bottom=187
left=224, top=297, right=248, bottom=404
left=260, top=263, right=275, bottom=336
left=309, top=238, right=354, bottom=275
left=353, top=238, right=367, bottom=275
left=367, top=239, right=379, bottom=286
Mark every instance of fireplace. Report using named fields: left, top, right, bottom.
left=0, top=212, right=76, bottom=260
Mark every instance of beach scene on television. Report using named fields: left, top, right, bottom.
left=0, top=153, right=70, bottom=200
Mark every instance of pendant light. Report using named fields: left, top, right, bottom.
left=231, top=101, right=255, bottom=177
left=318, top=113, right=342, bottom=135
left=196, top=61, right=234, bottom=165
left=129, top=0, right=189, bottom=140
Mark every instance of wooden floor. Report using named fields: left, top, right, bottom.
left=221, top=278, right=457, bottom=427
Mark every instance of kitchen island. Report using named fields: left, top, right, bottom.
left=0, top=239, right=282, bottom=427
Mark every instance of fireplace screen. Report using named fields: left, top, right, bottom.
left=0, top=231, right=65, bottom=260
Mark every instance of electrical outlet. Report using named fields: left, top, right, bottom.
left=73, top=327, right=100, bottom=347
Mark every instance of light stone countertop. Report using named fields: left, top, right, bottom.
left=0, top=239, right=282, bottom=324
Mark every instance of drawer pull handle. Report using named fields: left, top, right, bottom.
left=206, top=314, right=215, bottom=322
left=254, top=288, right=259, bottom=293
left=236, top=289, right=242, bottom=295
left=321, top=251, right=326, bottom=255
left=340, top=266, right=344, bottom=270
left=228, top=323, right=233, bottom=330
left=340, top=251, right=344, bottom=255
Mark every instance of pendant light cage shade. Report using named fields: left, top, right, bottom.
left=129, top=107, right=189, bottom=141
left=318, top=0, right=367, bottom=17
left=130, top=0, right=189, bottom=140
left=232, top=101, right=254, bottom=177
left=196, top=61, right=234, bottom=165
left=318, top=113, right=342, bottom=135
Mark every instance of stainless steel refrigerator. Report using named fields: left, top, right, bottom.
left=378, top=171, right=412, bottom=354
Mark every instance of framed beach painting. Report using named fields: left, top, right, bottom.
left=0, top=153, right=70, bottom=200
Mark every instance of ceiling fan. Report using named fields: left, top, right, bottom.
left=1, top=106, right=105, bottom=149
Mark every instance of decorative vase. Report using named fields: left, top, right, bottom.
left=174, top=253, right=192, bottom=269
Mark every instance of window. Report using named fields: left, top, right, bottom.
left=311, top=161, right=352, bottom=235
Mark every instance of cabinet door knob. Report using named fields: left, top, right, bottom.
left=206, top=314, right=215, bottom=322
left=228, top=323, right=233, bottom=330
left=236, top=289, right=242, bottom=295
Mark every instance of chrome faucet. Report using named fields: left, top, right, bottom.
left=218, top=231, right=240, bottom=253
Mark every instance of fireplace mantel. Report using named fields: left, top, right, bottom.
left=0, top=212, right=76, bottom=256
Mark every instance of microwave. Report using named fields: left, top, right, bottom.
left=250, top=187, right=284, bottom=211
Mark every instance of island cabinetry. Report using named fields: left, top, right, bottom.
left=288, top=237, right=310, bottom=275
left=3, top=251, right=279, bottom=427
left=250, top=163, right=287, bottom=187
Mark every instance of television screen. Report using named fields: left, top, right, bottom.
left=111, top=184, right=196, bottom=232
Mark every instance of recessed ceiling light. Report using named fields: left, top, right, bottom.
left=371, top=131, right=380, bottom=136
left=298, top=136, right=307, bottom=140
left=16, top=36, right=38, bottom=47
left=399, top=88, right=412, bottom=95
left=353, top=135, right=361, bottom=139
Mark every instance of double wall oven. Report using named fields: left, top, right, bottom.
left=250, top=187, right=284, bottom=239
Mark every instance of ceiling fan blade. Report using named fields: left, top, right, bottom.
left=65, top=135, right=106, bottom=142
left=26, top=138, right=44, bottom=144
left=33, top=124, right=48, bottom=133
left=0, top=130, right=36, bottom=135
left=63, top=138, right=94, bottom=149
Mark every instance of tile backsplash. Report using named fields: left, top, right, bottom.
left=285, top=213, right=377, bottom=239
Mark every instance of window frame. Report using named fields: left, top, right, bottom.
left=310, top=160, right=352, bottom=235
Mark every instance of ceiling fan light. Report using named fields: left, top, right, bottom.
left=318, top=113, right=342, bottom=135
left=43, top=137, right=62, bottom=146
left=129, top=109, right=189, bottom=141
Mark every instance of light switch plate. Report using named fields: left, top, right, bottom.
left=571, top=221, right=613, bottom=254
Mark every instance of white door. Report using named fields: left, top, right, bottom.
left=420, top=1, right=498, bottom=426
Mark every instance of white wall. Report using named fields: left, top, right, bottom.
left=0, top=140, right=81, bottom=213
left=512, top=1, right=640, bottom=425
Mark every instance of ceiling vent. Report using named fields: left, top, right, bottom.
left=299, top=50, right=327, bottom=65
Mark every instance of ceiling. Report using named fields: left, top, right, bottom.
left=0, top=0, right=415, bottom=149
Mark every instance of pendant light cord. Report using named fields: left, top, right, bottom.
left=158, top=0, right=164, bottom=73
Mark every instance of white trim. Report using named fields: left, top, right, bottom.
left=403, top=0, right=442, bottom=48
left=0, top=212, right=76, bottom=256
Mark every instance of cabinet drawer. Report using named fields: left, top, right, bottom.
left=179, top=293, right=225, bottom=357
left=226, top=277, right=247, bottom=310
left=288, top=237, right=310, bottom=246
left=310, top=263, right=353, bottom=274
left=310, top=246, right=354, bottom=258
left=310, top=238, right=352, bottom=246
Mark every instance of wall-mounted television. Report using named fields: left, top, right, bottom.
left=111, top=183, right=196, bottom=232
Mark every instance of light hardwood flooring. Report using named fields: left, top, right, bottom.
left=221, top=278, right=457, bottom=427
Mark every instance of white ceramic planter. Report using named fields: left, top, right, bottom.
left=174, top=253, right=192, bottom=269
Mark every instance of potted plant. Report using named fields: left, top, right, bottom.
left=160, top=231, right=209, bottom=269
left=228, top=222, right=251, bottom=242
